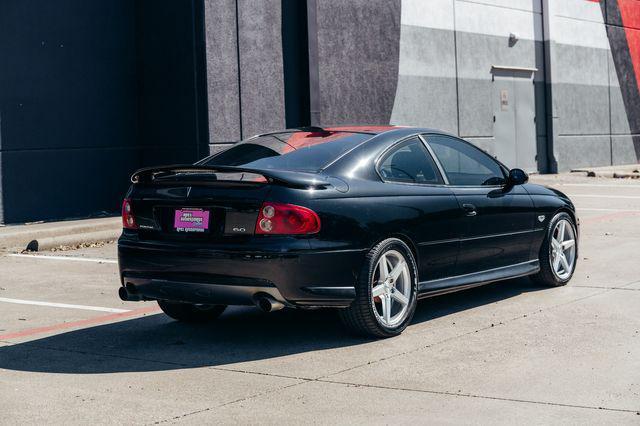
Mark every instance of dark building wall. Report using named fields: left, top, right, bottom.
left=0, top=0, right=138, bottom=224
left=204, top=0, right=287, bottom=154
left=135, top=0, right=209, bottom=166
left=4, top=0, right=640, bottom=224
left=0, top=0, right=206, bottom=224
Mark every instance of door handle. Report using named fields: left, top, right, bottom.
left=462, top=203, right=477, bottom=217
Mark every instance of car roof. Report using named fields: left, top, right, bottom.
left=258, top=125, right=447, bottom=137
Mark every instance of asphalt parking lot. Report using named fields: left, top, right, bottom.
left=1, top=174, right=639, bottom=425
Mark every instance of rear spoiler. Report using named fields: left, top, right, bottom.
left=130, top=164, right=333, bottom=189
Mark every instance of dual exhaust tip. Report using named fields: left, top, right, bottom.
left=118, top=286, right=145, bottom=302
left=255, top=295, right=285, bottom=313
left=119, top=286, right=285, bottom=312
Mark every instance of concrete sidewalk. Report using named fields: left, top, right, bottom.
left=1, top=175, right=639, bottom=424
left=570, top=163, right=640, bottom=178
left=0, top=217, right=121, bottom=252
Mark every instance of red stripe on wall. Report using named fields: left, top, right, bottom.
left=618, top=1, right=640, bottom=87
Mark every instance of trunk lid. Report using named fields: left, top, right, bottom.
left=127, top=165, right=329, bottom=242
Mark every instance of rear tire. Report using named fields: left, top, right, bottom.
left=157, top=301, right=227, bottom=323
left=339, top=238, right=418, bottom=338
left=532, top=212, right=578, bottom=287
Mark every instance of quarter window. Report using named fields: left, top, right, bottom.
left=378, top=138, right=443, bottom=184
left=426, top=135, right=506, bottom=186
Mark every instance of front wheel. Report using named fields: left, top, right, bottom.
left=339, top=238, right=418, bottom=338
left=532, top=212, right=578, bottom=287
left=157, top=300, right=227, bottom=323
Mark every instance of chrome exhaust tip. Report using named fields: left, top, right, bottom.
left=118, top=285, right=144, bottom=302
left=255, top=295, right=285, bottom=312
left=118, top=286, right=129, bottom=301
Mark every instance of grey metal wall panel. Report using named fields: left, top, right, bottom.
left=390, top=0, right=546, bottom=170
left=391, top=75, right=457, bottom=133
left=204, top=0, right=241, bottom=143
left=609, top=75, right=632, bottom=135
left=555, top=135, right=612, bottom=170
left=394, top=25, right=456, bottom=80
left=553, top=43, right=609, bottom=87
left=457, top=78, right=493, bottom=138
left=543, top=0, right=640, bottom=169
left=237, top=0, right=286, bottom=137
left=465, top=137, right=495, bottom=155
left=462, top=0, right=541, bottom=14
left=550, top=40, right=610, bottom=146
left=390, top=25, right=457, bottom=132
left=612, top=135, right=640, bottom=164
left=209, top=143, right=234, bottom=156
left=455, top=33, right=543, bottom=139
left=608, top=49, right=639, bottom=164
left=315, top=0, right=401, bottom=125
left=554, top=84, right=611, bottom=136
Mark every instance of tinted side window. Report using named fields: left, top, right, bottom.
left=378, top=138, right=443, bottom=184
left=426, top=135, right=506, bottom=186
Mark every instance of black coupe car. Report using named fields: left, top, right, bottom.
left=118, top=126, right=578, bottom=337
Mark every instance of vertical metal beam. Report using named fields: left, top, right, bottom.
left=452, top=0, right=461, bottom=137
left=306, top=0, right=321, bottom=126
left=281, top=0, right=311, bottom=128
left=191, top=0, right=210, bottom=159
left=234, top=0, right=244, bottom=138
left=541, top=0, right=557, bottom=173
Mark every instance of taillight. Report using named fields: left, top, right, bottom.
left=122, top=198, right=138, bottom=230
left=255, top=202, right=321, bottom=235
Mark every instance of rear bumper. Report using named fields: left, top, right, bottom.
left=117, top=235, right=366, bottom=308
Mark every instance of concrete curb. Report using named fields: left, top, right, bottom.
left=0, top=217, right=121, bottom=252
left=571, top=164, right=640, bottom=178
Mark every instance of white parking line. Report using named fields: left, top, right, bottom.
left=551, top=183, right=640, bottom=189
left=6, top=253, right=117, bottom=264
left=578, top=208, right=640, bottom=212
left=0, top=297, right=129, bottom=313
left=570, top=194, right=640, bottom=199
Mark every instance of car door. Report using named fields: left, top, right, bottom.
left=424, top=134, right=535, bottom=275
left=376, top=137, right=461, bottom=281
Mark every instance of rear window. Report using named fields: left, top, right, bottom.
left=200, top=131, right=372, bottom=172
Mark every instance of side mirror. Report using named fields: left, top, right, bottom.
left=508, top=168, right=528, bottom=185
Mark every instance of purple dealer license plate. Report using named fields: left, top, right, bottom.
left=174, top=209, right=210, bottom=233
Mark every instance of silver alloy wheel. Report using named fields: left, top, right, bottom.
left=371, top=250, right=412, bottom=327
left=550, top=219, right=576, bottom=280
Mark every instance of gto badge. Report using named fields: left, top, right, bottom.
left=537, top=215, right=546, bottom=223
left=232, top=227, right=246, bottom=233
